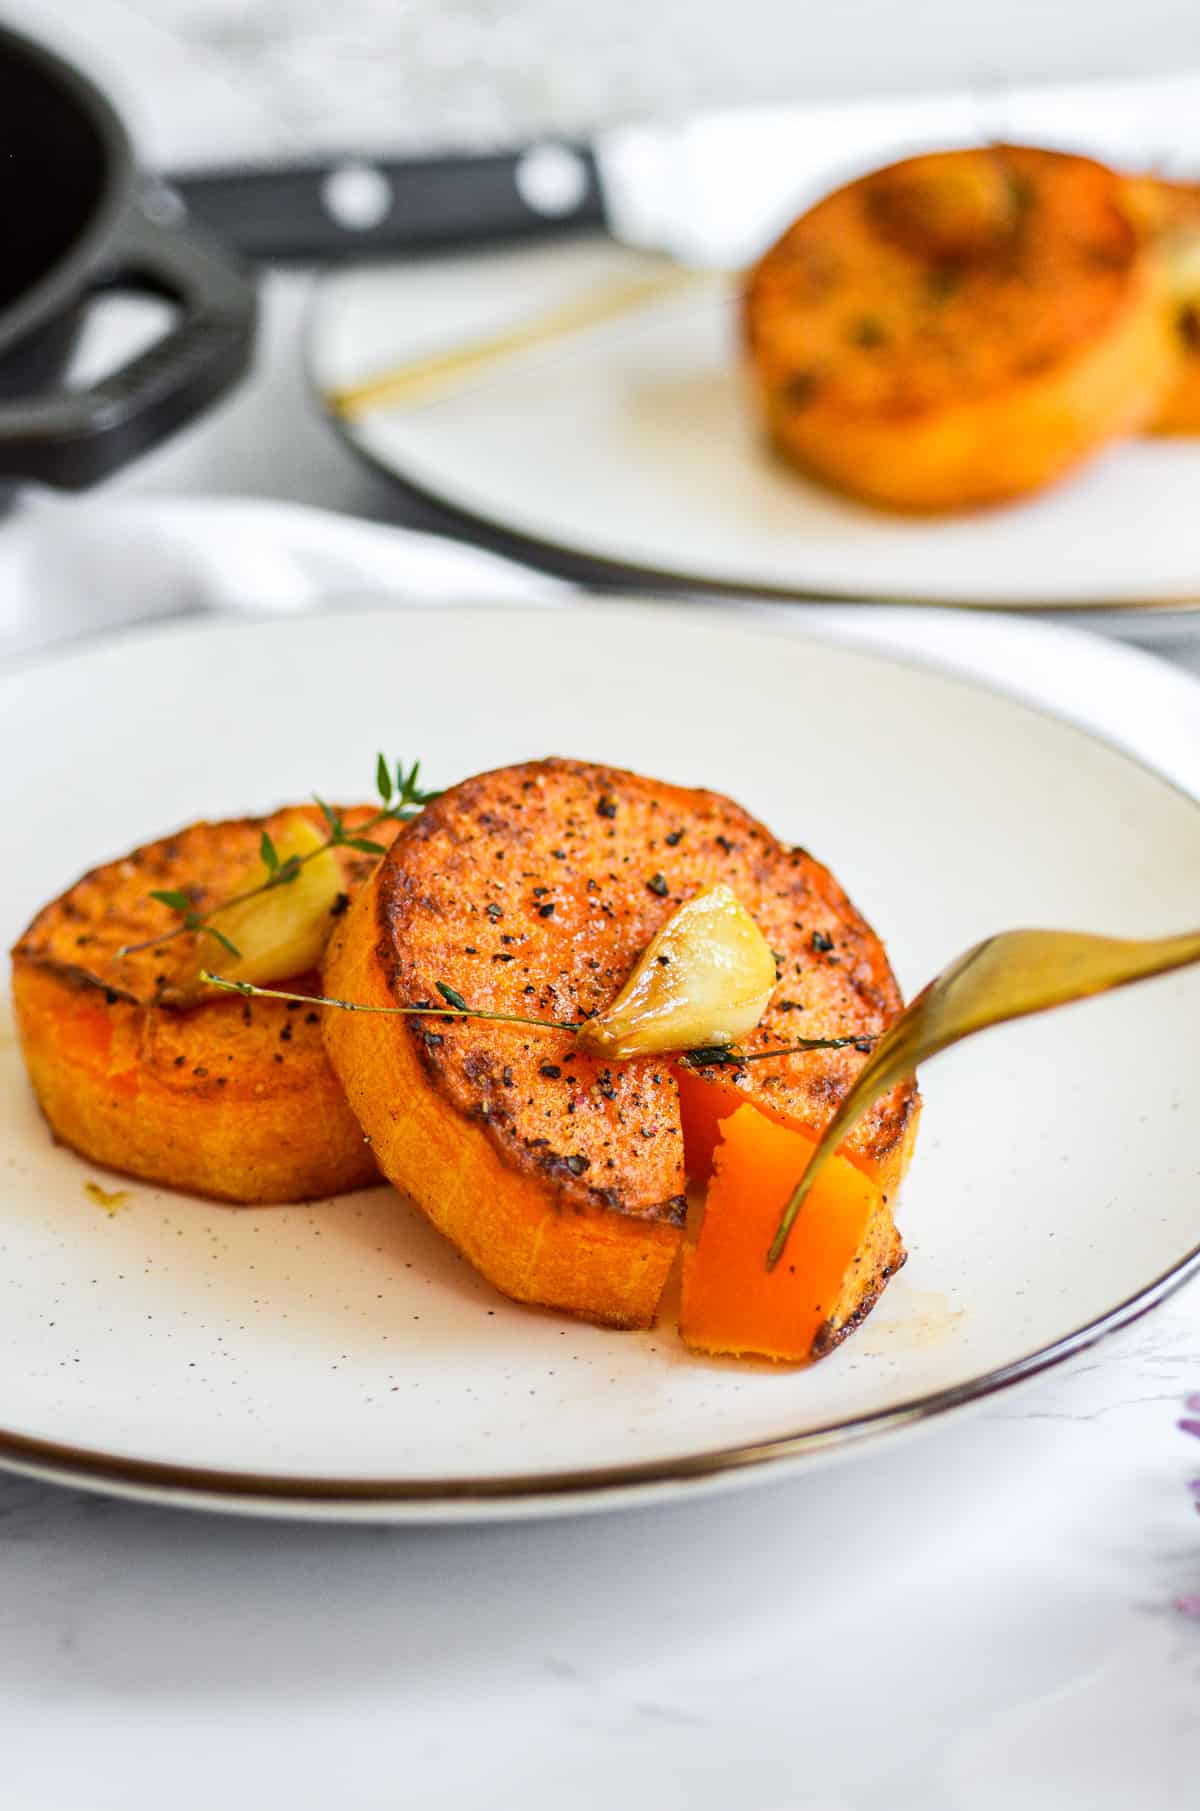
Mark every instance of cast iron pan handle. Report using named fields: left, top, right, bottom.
left=0, top=198, right=257, bottom=489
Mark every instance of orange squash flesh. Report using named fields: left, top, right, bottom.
left=675, top=1061, right=915, bottom=1197
left=679, top=1103, right=904, bottom=1363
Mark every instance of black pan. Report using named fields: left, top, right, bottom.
left=0, top=23, right=256, bottom=489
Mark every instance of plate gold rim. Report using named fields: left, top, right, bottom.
left=0, top=1251, right=1196, bottom=1516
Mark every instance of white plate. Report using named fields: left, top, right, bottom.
left=3, top=604, right=1200, bottom=1521
left=311, top=240, right=1200, bottom=625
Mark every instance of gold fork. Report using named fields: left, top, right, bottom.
left=767, top=925, right=1200, bottom=1267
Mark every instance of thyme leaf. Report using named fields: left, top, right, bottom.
left=201, top=924, right=242, bottom=960
left=115, top=754, right=437, bottom=959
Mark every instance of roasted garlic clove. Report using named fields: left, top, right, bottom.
left=189, top=813, right=344, bottom=991
left=577, top=883, right=776, bottom=1060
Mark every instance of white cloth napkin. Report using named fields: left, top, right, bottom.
left=0, top=494, right=562, bottom=658
left=5, top=493, right=1200, bottom=810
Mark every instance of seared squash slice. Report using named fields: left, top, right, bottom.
left=11, top=807, right=397, bottom=1204
left=744, top=145, right=1173, bottom=511
left=1122, top=173, right=1200, bottom=434
left=322, top=758, right=918, bottom=1341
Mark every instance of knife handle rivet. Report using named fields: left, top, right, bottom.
left=141, top=180, right=187, bottom=229
left=515, top=143, right=589, bottom=218
left=322, top=160, right=394, bottom=232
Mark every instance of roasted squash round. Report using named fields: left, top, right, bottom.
left=10, top=807, right=396, bottom=1204
left=322, top=757, right=918, bottom=1336
left=744, top=145, right=1174, bottom=511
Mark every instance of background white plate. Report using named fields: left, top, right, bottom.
left=312, top=240, right=1200, bottom=620
left=3, top=604, right=1200, bottom=1519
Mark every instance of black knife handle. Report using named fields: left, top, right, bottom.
left=165, top=144, right=608, bottom=262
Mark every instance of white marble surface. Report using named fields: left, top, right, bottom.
left=2, top=3, right=1199, bottom=1805
left=2, top=1327, right=1198, bottom=1809
left=21, top=0, right=1200, bottom=157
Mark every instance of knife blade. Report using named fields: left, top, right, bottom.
left=164, top=68, right=1200, bottom=267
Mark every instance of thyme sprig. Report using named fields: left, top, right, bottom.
left=199, top=972, right=875, bottom=1066
left=201, top=972, right=583, bottom=1034
left=116, top=755, right=437, bottom=961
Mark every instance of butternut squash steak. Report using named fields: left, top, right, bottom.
left=11, top=806, right=399, bottom=1204
left=744, top=145, right=1173, bottom=510
left=322, top=758, right=919, bottom=1343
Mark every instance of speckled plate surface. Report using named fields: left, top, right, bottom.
left=3, top=604, right=1200, bottom=1520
